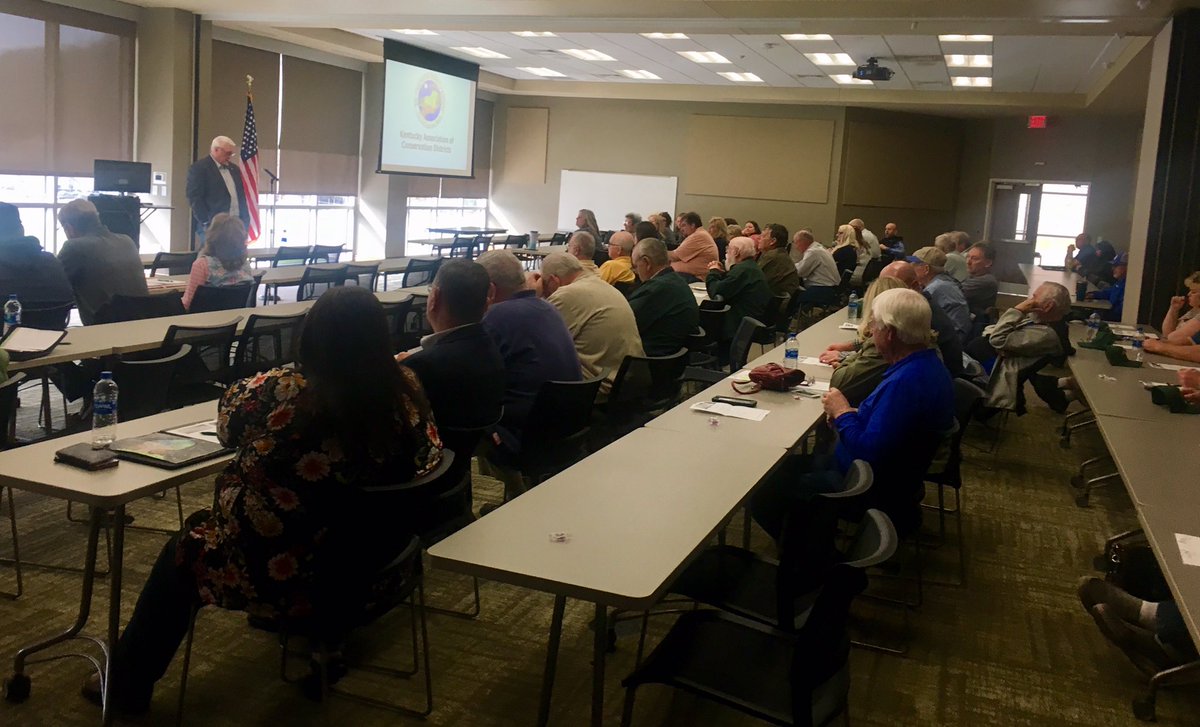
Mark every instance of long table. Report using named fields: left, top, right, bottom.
left=1017, top=263, right=1111, bottom=311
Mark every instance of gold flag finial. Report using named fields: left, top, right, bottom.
left=246, top=74, right=254, bottom=89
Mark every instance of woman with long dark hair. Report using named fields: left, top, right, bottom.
left=85, top=286, right=443, bottom=714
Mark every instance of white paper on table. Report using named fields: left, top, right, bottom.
left=1176, top=533, right=1200, bottom=567
left=792, top=380, right=831, bottom=393
left=1149, top=362, right=1195, bottom=372
left=725, top=369, right=752, bottom=383
left=838, top=322, right=858, bottom=330
left=163, top=420, right=222, bottom=446
left=797, top=356, right=833, bottom=368
left=690, top=401, right=770, bottom=421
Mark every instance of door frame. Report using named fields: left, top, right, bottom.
left=982, top=177, right=1091, bottom=246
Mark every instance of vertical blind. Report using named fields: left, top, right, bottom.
left=206, top=40, right=280, bottom=189
left=408, top=99, right=493, bottom=198
left=0, top=0, right=134, bottom=175
left=278, top=55, right=362, bottom=196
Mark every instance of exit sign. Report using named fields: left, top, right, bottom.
left=1028, top=115, right=1048, bottom=129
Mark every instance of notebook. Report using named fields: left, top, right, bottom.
left=0, top=327, right=66, bottom=361
left=109, top=429, right=231, bottom=469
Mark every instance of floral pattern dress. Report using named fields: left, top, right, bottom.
left=176, top=367, right=443, bottom=618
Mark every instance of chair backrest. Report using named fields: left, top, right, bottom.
left=0, top=372, right=26, bottom=449
left=523, top=375, right=606, bottom=452
left=823, top=460, right=874, bottom=500
left=759, top=293, right=789, bottom=329
left=685, top=326, right=709, bottom=353
left=271, top=245, right=312, bottom=267
left=608, top=349, right=689, bottom=411
left=308, top=244, right=344, bottom=264
left=402, top=257, right=442, bottom=288
left=236, top=311, right=307, bottom=377
left=862, top=257, right=885, bottom=286
left=298, top=265, right=347, bottom=301
left=344, top=262, right=381, bottom=291
left=499, top=234, right=526, bottom=249
left=163, top=318, right=241, bottom=384
left=471, top=234, right=492, bottom=250
left=150, top=251, right=198, bottom=277
left=448, top=237, right=476, bottom=260
left=110, top=344, right=193, bottom=420
left=189, top=283, right=254, bottom=313
left=19, top=301, right=74, bottom=330
left=728, top=316, right=766, bottom=371
left=697, top=304, right=729, bottom=349
left=841, top=508, right=899, bottom=568
left=613, top=279, right=639, bottom=298
left=380, top=296, right=416, bottom=353
left=95, top=292, right=186, bottom=323
left=549, top=232, right=568, bottom=245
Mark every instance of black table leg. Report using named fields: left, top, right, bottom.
left=536, top=594, right=566, bottom=727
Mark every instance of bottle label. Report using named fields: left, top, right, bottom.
left=94, top=401, right=117, bottom=417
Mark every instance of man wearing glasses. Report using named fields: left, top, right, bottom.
left=186, top=136, right=251, bottom=244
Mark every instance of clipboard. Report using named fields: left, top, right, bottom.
left=0, top=326, right=67, bottom=362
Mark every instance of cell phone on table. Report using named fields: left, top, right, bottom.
left=712, top=396, right=757, bottom=408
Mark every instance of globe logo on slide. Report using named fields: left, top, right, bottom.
left=416, top=77, right=444, bottom=127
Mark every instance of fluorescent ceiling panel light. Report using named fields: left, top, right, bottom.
left=718, top=71, right=764, bottom=82
left=805, top=52, right=855, bottom=66
left=642, top=32, right=689, bottom=39
left=394, top=29, right=437, bottom=35
left=830, top=74, right=873, bottom=85
left=939, top=34, right=993, bottom=42
left=952, top=76, right=992, bottom=87
left=518, top=66, right=566, bottom=77
left=619, top=69, right=661, bottom=80
left=1058, top=18, right=1111, bottom=24
left=677, top=50, right=731, bottom=64
left=781, top=34, right=833, bottom=40
left=945, top=54, right=992, bottom=68
left=512, top=31, right=556, bottom=37
left=559, top=48, right=617, bottom=61
left=452, top=47, right=509, bottom=59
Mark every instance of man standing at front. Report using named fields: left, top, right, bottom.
left=186, top=136, right=251, bottom=244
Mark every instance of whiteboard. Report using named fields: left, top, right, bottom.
left=557, top=170, right=678, bottom=232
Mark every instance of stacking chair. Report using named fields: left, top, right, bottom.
left=149, top=251, right=198, bottom=277
left=270, top=246, right=312, bottom=268
left=682, top=316, right=765, bottom=387
left=602, top=349, right=688, bottom=442
left=344, top=262, right=380, bottom=291
left=17, top=301, right=75, bottom=433
left=693, top=305, right=730, bottom=368
left=94, top=292, right=186, bottom=323
left=447, top=236, right=476, bottom=260
left=751, top=293, right=790, bottom=354
left=496, top=234, right=527, bottom=249
left=921, top=379, right=984, bottom=587
left=471, top=234, right=493, bottom=254
left=189, top=283, right=255, bottom=313
left=401, top=257, right=441, bottom=289
left=297, top=265, right=347, bottom=302
left=549, top=232, right=568, bottom=245
left=861, top=257, right=885, bottom=287
left=308, top=245, right=345, bottom=264
left=380, top=296, right=417, bottom=353
left=161, top=319, right=241, bottom=406
left=0, top=373, right=27, bottom=599
left=234, top=312, right=307, bottom=378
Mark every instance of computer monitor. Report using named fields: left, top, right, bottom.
left=93, top=159, right=152, bottom=194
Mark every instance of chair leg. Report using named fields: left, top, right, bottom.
left=175, top=605, right=201, bottom=727
left=1077, top=472, right=1121, bottom=507
left=1132, top=658, right=1200, bottom=721
left=620, top=683, right=638, bottom=727
left=0, top=487, right=23, bottom=599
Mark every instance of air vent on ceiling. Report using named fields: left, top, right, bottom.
left=525, top=48, right=562, bottom=56
left=914, top=80, right=947, bottom=88
left=892, top=55, right=945, bottom=65
left=793, top=73, right=824, bottom=79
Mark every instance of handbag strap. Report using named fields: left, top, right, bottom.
left=731, top=380, right=761, bottom=395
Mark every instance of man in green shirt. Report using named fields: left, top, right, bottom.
left=755, top=222, right=799, bottom=298
left=628, top=238, right=699, bottom=356
left=706, top=236, right=771, bottom=341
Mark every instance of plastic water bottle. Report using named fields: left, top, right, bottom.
left=1133, top=326, right=1145, bottom=363
left=91, top=372, right=119, bottom=449
left=1085, top=312, right=1101, bottom=342
left=280, top=229, right=288, bottom=246
left=784, top=334, right=800, bottom=369
left=847, top=292, right=860, bottom=321
left=3, top=294, right=20, bottom=336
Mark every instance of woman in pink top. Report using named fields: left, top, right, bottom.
left=182, top=213, right=255, bottom=309
left=668, top=211, right=719, bottom=282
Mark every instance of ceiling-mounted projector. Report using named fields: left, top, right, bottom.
left=853, top=57, right=894, bottom=82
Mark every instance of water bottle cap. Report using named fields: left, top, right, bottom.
left=100, top=371, right=113, bottom=379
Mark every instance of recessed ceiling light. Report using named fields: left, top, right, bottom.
left=805, top=52, right=855, bottom=66
left=559, top=48, right=617, bottom=61
left=718, top=71, right=764, bottom=82
left=512, top=31, right=556, bottom=37
left=945, top=54, right=992, bottom=68
left=677, top=50, right=731, bottom=64
left=394, top=29, right=437, bottom=35
left=781, top=34, right=833, bottom=41
left=642, top=33, right=689, bottom=40
left=939, top=34, right=993, bottom=42
left=619, top=69, right=661, bottom=80
left=952, top=76, right=993, bottom=87
left=830, top=74, right=873, bottom=86
left=517, top=66, right=566, bottom=77
left=452, top=47, right=509, bottom=59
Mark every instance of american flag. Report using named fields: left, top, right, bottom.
left=239, top=92, right=261, bottom=241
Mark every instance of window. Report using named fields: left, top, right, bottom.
left=0, top=174, right=94, bottom=253
left=1035, top=183, right=1089, bottom=263
left=255, top=193, right=356, bottom=252
left=404, top=197, right=489, bottom=256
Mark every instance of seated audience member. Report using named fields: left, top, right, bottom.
left=848, top=218, right=881, bottom=260
left=181, top=213, right=254, bottom=310
left=623, top=212, right=641, bottom=235
left=598, top=231, right=637, bottom=287
left=1086, top=251, right=1127, bottom=321
left=936, top=232, right=970, bottom=282
left=792, top=230, right=842, bottom=306
left=741, top=220, right=761, bottom=241
left=652, top=212, right=677, bottom=248
left=536, top=252, right=645, bottom=392
left=476, top=250, right=581, bottom=445
left=1143, top=335, right=1200, bottom=364
left=1183, top=367, right=1200, bottom=404
left=1078, top=576, right=1198, bottom=675
left=0, top=201, right=74, bottom=309
left=975, top=282, right=1072, bottom=413
left=566, top=231, right=600, bottom=275
left=668, top=211, right=719, bottom=282
left=831, top=224, right=865, bottom=274
left=962, top=241, right=999, bottom=322
left=705, top=236, right=771, bottom=341
left=750, top=288, right=954, bottom=539
left=1065, top=233, right=1100, bottom=275
left=909, top=246, right=971, bottom=344
left=628, top=238, right=699, bottom=356
left=756, top=222, right=799, bottom=298
left=57, top=198, right=148, bottom=324
left=1161, top=272, right=1200, bottom=344
left=820, top=276, right=909, bottom=406
left=574, top=208, right=601, bottom=244
left=707, top=216, right=730, bottom=262
left=880, top=222, right=905, bottom=258
left=86, top=286, right=444, bottom=715
left=399, top=259, right=504, bottom=471
left=634, top=220, right=660, bottom=242
left=879, top=261, right=964, bottom=376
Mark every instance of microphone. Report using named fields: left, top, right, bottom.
left=264, top=168, right=279, bottom=182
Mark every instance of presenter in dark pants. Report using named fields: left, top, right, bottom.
left=186, top=135, right=251, bottom=245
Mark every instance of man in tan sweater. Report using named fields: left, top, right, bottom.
left=668, top=210, right=718, bottom=282
left=533, top=252, right=645, bottom=394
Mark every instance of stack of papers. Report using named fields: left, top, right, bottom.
left=838, top=321, right=859, bottom=330
left=797, top=356, right=832, bottom=368
left=691, top=401, right=770, bottom=421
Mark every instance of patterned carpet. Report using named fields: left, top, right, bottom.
left=0, top=376, right=1197, bottom=726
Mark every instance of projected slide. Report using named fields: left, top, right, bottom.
left=380, top=60, right=476, bottom=177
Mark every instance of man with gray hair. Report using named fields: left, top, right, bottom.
left=935, top=231, right=970, bottom=282
left=706, top=236, right=771, bottom=341
left=848, top=218, right=881, bottom=260
left=186, top=135, right=251, bottom=242
left=751, top=287, right=955, bottom=540
left=598, top=230, right=637, bottom=286
left=567, top=230, right=599, bottom=275
left=57, top=198, right=149, bottom=324
left=975, top=281, right=1074, bottom=413
left=908, top=246, right=971, bottom=344
left=533, top=251, right=644, bottom=393
left=628, top=238, right=698, bottom=355
left=792, top=229, right=841, bottom=305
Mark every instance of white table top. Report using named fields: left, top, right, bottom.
left=1017, top=263, right=1111, bottom=310
left=0, top=402, right=225, bottom=508
left=1137, top=504, right=1200, bottom=648
left=1092, top=417, right=1200, bottom=510
left=427, top=428, right=784, bottom=610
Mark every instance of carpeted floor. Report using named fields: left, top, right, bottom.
left=0, top=376, right=1197, bottom=726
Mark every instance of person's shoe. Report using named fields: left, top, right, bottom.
left=1076, top=576, right=1143, bottom=622
left=1088, top=604, right=1177, bottom=675
left=80, top=672, right=151, bottom=715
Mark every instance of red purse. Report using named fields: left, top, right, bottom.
left=732, top=363, right=807, bottom=393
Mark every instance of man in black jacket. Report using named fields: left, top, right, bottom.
left=0, top=202, right=74, bottom=309
left=186, top=136, right=251, bottom=243
left=628, top=238, right=698, bottom=356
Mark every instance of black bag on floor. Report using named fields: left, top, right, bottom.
left=1106, top=540, right=1172, bottom=602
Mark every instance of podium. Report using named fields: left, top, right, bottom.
left=88, top=194, right=141, bottom=245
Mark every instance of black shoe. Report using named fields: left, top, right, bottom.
left=80, top=672, right=150, bottom=715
